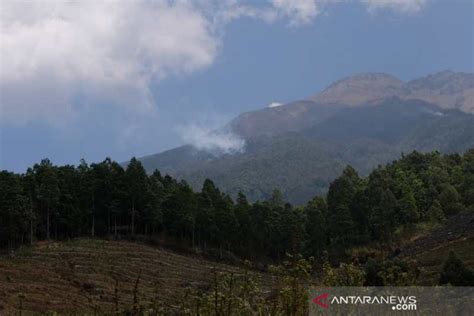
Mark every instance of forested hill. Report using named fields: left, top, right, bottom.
left=137, top=71, right=474, bottom=204
left=2, top=149, right=473, bottom=265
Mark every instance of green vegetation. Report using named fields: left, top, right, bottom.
left=439, top=251, right=474, bottom=286
left=0, top=149, right=473, bottom=313
left=139, top=100, right=474, bottom=204
left=1, top=149, right=473, bottom=261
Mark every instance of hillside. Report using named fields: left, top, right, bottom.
left=1, top=215, right=472, bottom=313
left=310, top=70, right=474, bottom=112
left=168, top=135, right=397, bottom=203
left=138, top=96, right=474, bottom=203
left=396, top=212, right=474, bottom=285
left=227, top=70, right=473, bottom=141
left=2, top=148, right=473, bottom=313
left=0, top=239, right=266, bottom=315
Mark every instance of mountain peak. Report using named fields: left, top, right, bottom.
left=404, top=71, right=474, bottom=112
left=310, top=72, right=403, bottom=106
left=307, top=70, right=473, bottom=112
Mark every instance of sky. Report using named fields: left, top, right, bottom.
left=1, top=0, right=473, bottom=173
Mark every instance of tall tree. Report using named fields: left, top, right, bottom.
left=125, top=158, right=149, bottom=235
left=234, top=191, right=252, bottom=255
left=398, top=186, right=419, bottom=225
left=0, top=172, right=29, bottom=249
left=439, top=184, right=463, bottom=216
left=327, top=166, right=360, bottom=248
left=33, top=159, right=59, bottom=240
left=304, top=196, right=327, bottom=257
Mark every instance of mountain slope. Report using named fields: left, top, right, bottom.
left=136, top=71, right=474, bottom=204
left=310, top=73, right=404, bottom=106
left=228, top=100, right=345, bottom=140
left=171, top=135, right=397, bottom=203
left=138, top=145, right=215, bottom=175
left=309, top=70, right=474, bottom=112
left=140, top=101, right=473, bottom=203
left=404, top=71, right=474, bottom=113
left=228, top=71, right=473, bottom=141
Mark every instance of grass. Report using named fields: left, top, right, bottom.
left=0, top=238, right=267, bottom=314
left=405, top=236, right=474, bottom=285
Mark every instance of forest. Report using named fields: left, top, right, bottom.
left=1, top=149, right=473, bottom=263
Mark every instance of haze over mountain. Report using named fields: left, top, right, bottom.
left=229, top=70, right=473, bottom=139
left=311, top=71, right=474, bottom=112
left=137, top=71, right=474, bottom=204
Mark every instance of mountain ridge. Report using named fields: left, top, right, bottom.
left=135, top=71, right=474, bottom=203
left=309, top=70, right=473, bottom=111
left=228, top=70, right=473, bottom=140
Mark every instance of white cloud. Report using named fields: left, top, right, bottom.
left=1, top=0, right=217, bottom=126
left=268, top=102, right=283, bottom=108
left=0, top=0, right=430, bottom=128
left=271, top=0, right=319, bottom=26
left=178, top=124, right=246, bottom=154
left=217, top=0, right=320, bottom=27
left=362, top=0, right=428, bottom=14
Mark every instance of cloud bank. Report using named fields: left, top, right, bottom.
left=363, top=0, right=428, bottom=14
left=1, top=0, right=216, bottom=126
left=0, top=0, right=430, bottom=128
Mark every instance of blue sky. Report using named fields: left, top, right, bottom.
left=1, top=0, right=473, bottom=172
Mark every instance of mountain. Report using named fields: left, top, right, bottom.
left=309, top=70, right=474, bottom=112
left=138, top=145, right=215, bottom=176
left=310, top=73, right=404, bottom=106
left=403, top=71, right=474, bottom=113
left=228, top=100, right=345, bottom=140
left=228, top=71, right=473, bottom=140
left=136, top=71, right=474, bottom=204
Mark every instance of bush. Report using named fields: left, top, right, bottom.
left=439, top=251, right=474, bottom=286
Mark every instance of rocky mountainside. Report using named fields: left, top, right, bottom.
left=311, top=73, right=404, bottom=106
left=311, top=70, right=473, bottom=111
left=136, top=71, right=474, bottom=204
left=403, top=71, right=474, bottom=113
left=228, top=71, right=473, bottom=141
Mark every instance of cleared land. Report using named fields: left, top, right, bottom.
left=0, top=239, right=265, bottom=314
left=1, top=213, right=472, bottom=314
left=397, top=212, right=474, bottom=285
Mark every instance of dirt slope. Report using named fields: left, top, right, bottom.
left=0, top=239, right=264, bottom=314
left=397, top=212, right=474, bottom=284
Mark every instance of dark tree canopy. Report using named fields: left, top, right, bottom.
left=0, top=150, right=473, bottom=271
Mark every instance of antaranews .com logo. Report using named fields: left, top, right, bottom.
left=312, top=292, right=417, bottom=311
left=308, top=287, right=473, bottom=315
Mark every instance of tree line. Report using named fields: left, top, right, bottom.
left=1, top=149, right=473, bottom=260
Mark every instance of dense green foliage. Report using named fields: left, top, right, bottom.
left=139, top=101, right=474, bottom=204
left=1, top=150, right=473, bottom=264
left=439, top=251, right=474, bottom=286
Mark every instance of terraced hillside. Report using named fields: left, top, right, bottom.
left=397, top=212, right=474, bottom=285
left=0, top=239, right=266, bottom=315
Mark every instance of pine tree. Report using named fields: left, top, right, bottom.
left=439, top=251, right=474, bottom=286
left=304, top=197, right=327, bottom=257
left=398, top=186, right=419, bottom=224
left=439, top=184, right=464, bottom=216
left=234, top=192, right=252, bottom=255
left=0, top=172, right=29, bottom=249
left=125, top=158, right=149, bottom=235
left=327, top=166, right=359, bottom=248
left=426, top=200, right=445, bottom=222
left=33, top=159, right=59, bottom=240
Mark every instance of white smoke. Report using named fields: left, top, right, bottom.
left=268, top=102, right=283, bottom=108
left=178, top=124, right=246, bottom=154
